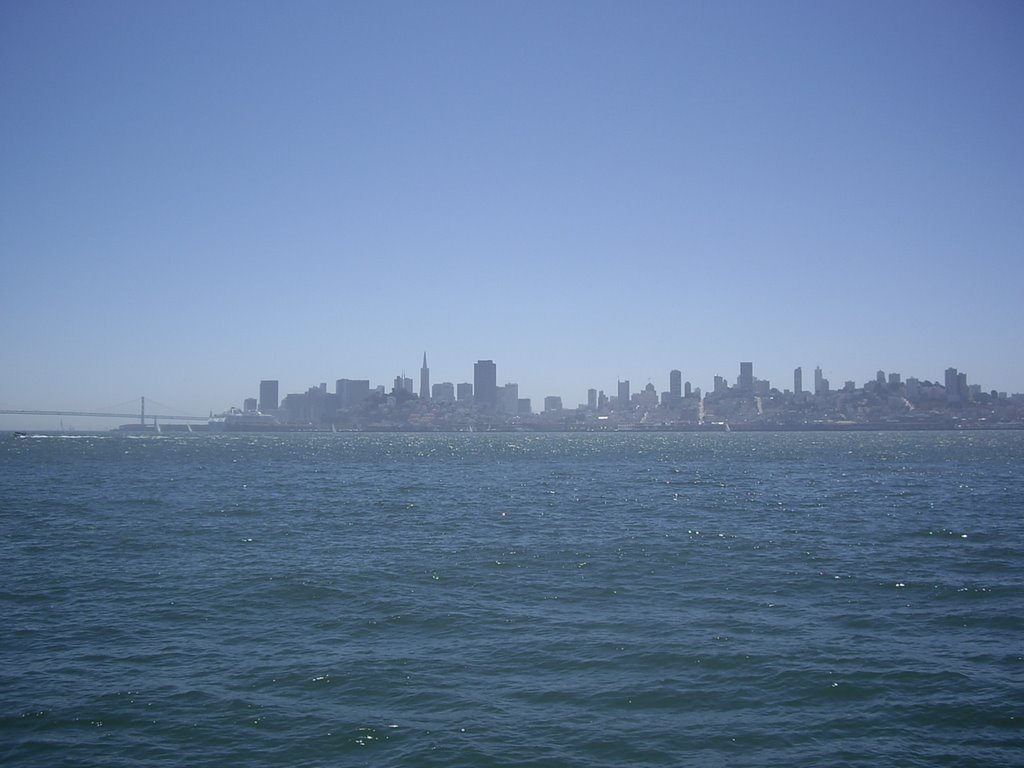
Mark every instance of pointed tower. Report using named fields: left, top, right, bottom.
left=420, top=352, right=430, bottom=400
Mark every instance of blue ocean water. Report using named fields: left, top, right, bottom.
left=1, top=431, right=1022, bottom=766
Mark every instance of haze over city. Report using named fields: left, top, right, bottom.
left=2, top=2, right=1023, bottom=430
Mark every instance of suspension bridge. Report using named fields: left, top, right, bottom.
left=0, top=397, right=209, bottom=426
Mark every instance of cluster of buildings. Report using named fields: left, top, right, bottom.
left=239, top=357, right=1023, bottom=431
left=250, top=356, right=529, bottom=424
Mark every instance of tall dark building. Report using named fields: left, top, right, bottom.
left=670, top=370, right=682, bottom=401
left=945, top=367, right=966, bottom=403
left=794, top=367, right=803, bottom=395
left=474, top=360, right=497, bottom=408
left=259, top=379, right=279, bottom=412
left=738, top=362, right=754, bottom=394
left=617, top=380, right=630, bottom=410
left=420, top=353, right=430, bottom=400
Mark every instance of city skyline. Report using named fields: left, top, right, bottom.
left=2, top=3, right=1022, bottom=428
left=2, top=352, right=1020, bottom=431
left=265, top=356, right=1018, bottom=410
left=228, top=357, right=1024, bottom=432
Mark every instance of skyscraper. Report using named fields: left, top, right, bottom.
left=544, top=396, right=563, bottom=412
left=945, top=367, right=959, bottom=402
left=814, top=366, right=829, bottom=396
left=474, top=360, right=497, bottom=408
left=794, top=367, right=802, bottom=395
left=420, top=353, right=430, bottom=401
left=500, top=383, right=519, bottom=415
left=739, top=362, right=754, bottom=394
left=617, top=380, right=630, bottom=410
left=259, top=380, right=279, bottom=412
left=945, top=367, right=968, bottom=403
left=670, top=370, right=682, bottom=401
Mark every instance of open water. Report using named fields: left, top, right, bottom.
left=1, top=430, right=1022, bottom=766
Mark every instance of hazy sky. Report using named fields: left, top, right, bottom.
left=2, top=1, right=1022, bottom=427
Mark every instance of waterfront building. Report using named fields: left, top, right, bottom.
left=259, top=380, right=279, bottom=412
left=587, top=388, right=598, bottom=410
left=474, top=360, right=497, bottom=408
left=684, top=381, right=692, bottom=398
left=457, top=382, right=473, bottom=402
left=420, top=353, right=430, bottom=401
left=544, top=396, right=563, bottom=412
left=243, top=398, right=257, bottom=412
left=393, top=375, right=413, bottom=394
left=670, top=370, right=682, bottom=401
left=794, top=367, right=802, bottom=395
left=518, top=398, right=532, bottom=415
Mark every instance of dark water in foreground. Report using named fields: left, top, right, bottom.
left=1, top=431, right=1022, bottom=766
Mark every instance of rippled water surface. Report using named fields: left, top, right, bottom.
left=2, top=431, right=1022, bottom=766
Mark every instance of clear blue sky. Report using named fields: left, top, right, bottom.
left=2, top=1, right=1022, bottom=428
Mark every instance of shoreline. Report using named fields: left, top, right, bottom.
left=5, top=423, right=1024, bottom=436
